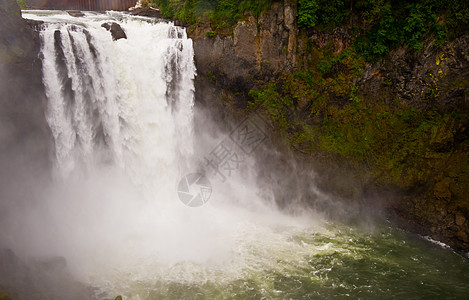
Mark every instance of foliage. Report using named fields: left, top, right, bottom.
left=249, top=85, right=291, bottom=130
left=205, top=30, right=216, bottom=37
left=353, top=1, right=441, bottom=59
left=151, top=0, right=275, bottom=29
left=297, top=0, right=318, bottom=28
left=247, top=31, right=469, bottom=195
left=249, top=72, right=469, bottom=189
left=298, top=0, right=349, bottom=29
left=151, top=0, right=468, bottom=54
left=446, top=0, right=469, bottom=37
left=296, top=0, right=469, bottom=60
left=315, top=0, right=349, bottom=27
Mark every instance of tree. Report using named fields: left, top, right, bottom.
left=298, top=0, right=318, bottom=28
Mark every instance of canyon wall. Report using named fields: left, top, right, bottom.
left=186, top=1, right=469, bottom=253
left=0, top=0, right=51, bottom=221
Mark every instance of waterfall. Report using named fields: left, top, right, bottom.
left=18, top=10, right=319, bottom=298
left=38, top=12, right=195, bottom=194
left=5, top=10, right=467, bottom=300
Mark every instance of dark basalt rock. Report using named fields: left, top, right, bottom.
left=66, top=10, right=85, bottom=17
left=24, top=18, right=44, bottom=30
left=0, top=248, right=95, bottom=299
left=174, top=19, right=188, bottom=27
left=191, top=0, right=298, bottom=108
left=188, top=0, right=469, bottom=254
left=129, top=7, right=163, bottom=19
left=0, top=0, right=52, bottom=169
left=0, top=1, right=55, bottom=295
left=101, top=22, right=127, bottom=41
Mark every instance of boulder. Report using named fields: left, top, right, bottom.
left=129, top=7, right=163, bottom=18
left=101, top=22, right=127, bottom=41
left=67, top=10, right=85, bottom=17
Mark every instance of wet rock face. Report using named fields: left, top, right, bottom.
left=359, top=34, right=469, bottom=113
left=0, top=0, right=52, bottom=166
left=0, top=0, right=52, bottom=279
left=101, top=22, right=127, bottom=41
left=188, top=1, right=469, bottom=253
left=399, top=194, right=469, bottom=252
left=191, top=0, right=297, bottom=105
left=355, top=35, right=469, bottom=253
left=0, top=248, right=94, bottom=299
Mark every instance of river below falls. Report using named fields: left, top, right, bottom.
left=94, top=222, right=469, bottom=299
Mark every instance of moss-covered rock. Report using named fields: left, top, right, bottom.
left=168, top=0, right=469, bottom=253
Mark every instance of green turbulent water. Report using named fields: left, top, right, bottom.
left=104, top=222, right=469, bottom=299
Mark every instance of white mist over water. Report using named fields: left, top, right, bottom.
left=14, top=10, right=323, bottom=296
left=0, top=10, right=465, bottom=300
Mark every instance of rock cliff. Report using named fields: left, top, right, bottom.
left=185, top=1, right=469, bottom=254
left=0, top=0, right=51, bottom=169
left=356, top=34, right=469, bottom=252
left=190, top=0, right=297, bottom=107
left=0, top=0, right=53, bottom=297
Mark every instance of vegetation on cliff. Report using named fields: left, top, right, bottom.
left=152, top=0, right=469, bottom=251
left=152, top=0, right=468, bottom=47
left=298, top=0, right=469, bottom=59
left=248, top=1, right=469, bottom=251
left=150, top=0, right=275, bottom=28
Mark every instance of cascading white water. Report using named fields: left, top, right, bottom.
left=18, top=10, right=324, bottom=298
left=3, top=9, right=467, bottom=300
left=39, top=12, right=195, bottom=192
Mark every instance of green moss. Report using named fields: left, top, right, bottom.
left=205, top=30, right=216, bottom=37
left=206, top=71, right=216, bottom=81
left=382, top=78, right=392, bottom=86
left=249, top=55, right=468, bottom=191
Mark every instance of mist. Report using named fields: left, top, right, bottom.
left=0, top=105, right=327, bottom=299
left=0, top=8, right=381, bottom=300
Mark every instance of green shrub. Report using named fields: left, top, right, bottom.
left=298, top=0, right=318, bottom=28
left=315, top=0, right=349, bottom=27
